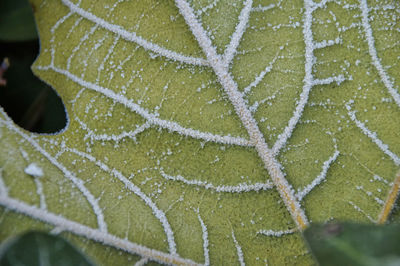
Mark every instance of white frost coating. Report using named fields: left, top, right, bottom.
left=34, top=178, right=47, bottom=210
left=50, top=11, right=73, bottom=34
left=251, top=4, right=275, bottom=12
left=359, top=0, right=400, bottom=108
left=24, top=163, right=44, bottom=177
left=313, top=38, right=342, bottom=49
left=257, top=229, right=296, bottom=237
left=348, top=201, right=375, bottom=222
left=50, top=10, right=74, bottom=66
left=19, top=148, right=29, bottom=161
left=50, top=226, right=64, bottom=235
left=356, top=185, right=384, bottom=205
left=223, top=0, right=253, bottom=66
left=66, top=148, right=177, bottom=255
left=272, top=0, right=344, bottom=155
left=373, top=174, right=390, bottom=185
left=231, top=230, right=245, bottom=266
left=174, top=0, right=309, bottom=230
left=67, top=25, right=99, bottom=70
left=312, top=0, right=333, bottom=10
left=36, top=64, right=251, bottom=147
left=0, top=169, right=8, bottom=196
left=96, top=35, right=120, bottom=83
left=160, top=171, right=273, bottom=193
left=194, top=0, right=218, bottom=16
left=242, top=48, right=282, bottom=95
left=0, top=195, right=200, bottom=266
left=313, top=75, right=345, bottom=86
left=134, top=257, right=150, bottom=266
left=60, top=0, right=209, bottom=66
left=0, top=114, right=108, bottom=233
left=297, top=150, right=340, bottom=201
left=346, top=103, right=400, bottom=166
left=271, top=0, right=315, bottom=155
left=77, top=118, right=151, bottom=142
left=195, top=210, right=209, bottom=266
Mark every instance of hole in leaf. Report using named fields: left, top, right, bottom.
left=0, top=0, right=68, bottom=134
left=0, top=41, right=68, bottom=134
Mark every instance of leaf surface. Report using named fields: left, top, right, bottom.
left=0, top=0, right=399, bottom=265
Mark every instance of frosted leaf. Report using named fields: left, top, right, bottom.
left=0, top=0, right=399, bottom=265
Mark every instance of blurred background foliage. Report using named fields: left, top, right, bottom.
left=0, top=231, right=94, bottom=266
left=0, top=0, right=67, bottom=134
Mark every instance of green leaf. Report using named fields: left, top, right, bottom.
left=0, top=231, right=94, bottom=266
left=304, top=223, right=400, bottom=266
left=0, top=0, right=399, bottom=265
left=0, top=0, right=38, bottom=42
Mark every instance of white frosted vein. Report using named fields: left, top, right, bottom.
left=0, top=113, right=108, bottom=233
left=174, top=0, right=309, bottom=230
left=313, top=37, right=342, bottom=49
left=348, top=201, right=375, bottom=222
left=195, top=210, right=209, bottom=266
left=50, top=12, right=73, bottom=34
left=34, top=178, right=47, bottom=210
left=251, top=4, right=275, bottom=12
left=223, top=0, right=253, bottom=66
left=77, top=118, right=151, bottom=142
left=50, top=226, right=64, bottom=235
left=272, top=0, right=316, bottom=155
left=60, top=0, right=209, bottom=66
left=312, top=0, right=333, bottom=11
left=297, top=150, right=340, bottom=201
left=0, top=195, right=200, bottom=266
left=160, top=171, right=273, bottom=193
left=0, top=169, right=8, bottom=196
left=50, top=12, right=73, bottom=66
left=96, top=35, right=120, bottom=83
left=36, top=64, right=251, bottom=147
left=67, top=25, right=98, bottom=70
left=66, top=148, right=177, bottom=255
left=134, top=257, right=150, bottom=266
left=24, top=163, right=44, bottom=177
left=231, top=230, right=245, bottom=266
left=243, top=47, right=282, bottom=96
left=346, top=103, right=400, bottom=166
left=359, top=0, right=400, bottom=108
left=258, top=229, right=296, bottom=237
left=194, top=0, right=219, bottom=16
left=313, top=75, right=345, bottom=86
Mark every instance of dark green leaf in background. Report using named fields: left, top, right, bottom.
left=0, top=41, right=68, bottom=134
left=0, top=231, right=94, bottom=266
left=0, top=0, right=38, bottom=42
left=304, top=223, right=400, bottom=266
left=0, top=0, right=67, bottom=134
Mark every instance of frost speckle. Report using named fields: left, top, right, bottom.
left=24, top=163, right=44, bottom=178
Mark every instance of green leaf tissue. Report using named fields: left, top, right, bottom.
left=0, top=0, right=399, bottom=265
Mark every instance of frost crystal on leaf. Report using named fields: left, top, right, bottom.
left=24, top=163, right=44, bottom=178
left=0, top=0, right=399, bottom=265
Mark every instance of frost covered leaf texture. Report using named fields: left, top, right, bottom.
left=0, top=0, right=399, bottom=265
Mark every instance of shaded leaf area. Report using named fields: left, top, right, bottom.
left=305, top=223, right=400, bottom=266
left=0, top=231, right=94, bottom=266
left=0, top=0, right=37, bottom=42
